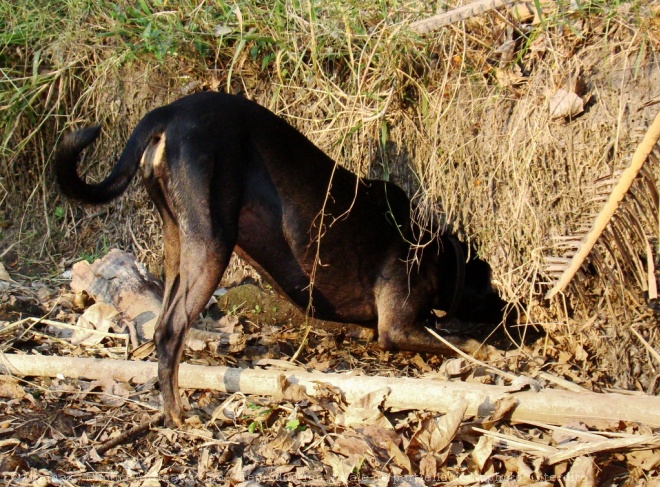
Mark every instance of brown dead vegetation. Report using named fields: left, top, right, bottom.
left=1, top=0, right=660, bottom=484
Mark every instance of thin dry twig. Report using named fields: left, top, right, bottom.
left=471, top=426, right=559, bottom=454
left=95, top=413, right=165, bottom=455
left=547, top=435, right=660, bottom=465
left=536, top=371, right=592, bottom=393
left=630, top=326, right=660, bottom=367
left=425, top=326, right=520, bottom=382
left=25, top=316, right=130, bottom=340
left=473, top=426, right=660, bottom=465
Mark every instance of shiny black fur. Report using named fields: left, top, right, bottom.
left=55, top=92, right=506, bottom=426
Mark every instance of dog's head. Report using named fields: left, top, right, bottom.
left=457, top=255, right=509, bottom=324
left=431, top=237, right=509, bottom=325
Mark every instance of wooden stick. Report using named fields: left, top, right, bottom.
left=547, top=435, right=660, bottom=465
left=3, top=353, right=660, bottom=427
left=546, top=110, right=660, bottom=299
left=426, top=326, right=520, bottom=382
left=630, top=326, right=660, bottom=367
left=410, top=0, right=517, bottom=34
left=25, top=316, right=129, bottom=340
left=95, top=413, right=164, bottom=455
left=473, top=426, right=660, bottom=464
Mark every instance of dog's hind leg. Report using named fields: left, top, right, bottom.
left=147, top=162, right=238, bottom=427
left=154, top=234, right=229, bottom=427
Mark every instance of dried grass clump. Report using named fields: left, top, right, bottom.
left=1, top=1, right=659, bottom=383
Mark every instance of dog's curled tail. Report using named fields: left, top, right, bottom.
left=55, top=121, right=155, bottom=205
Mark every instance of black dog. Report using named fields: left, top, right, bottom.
left=55, top=92, right=505, bottom=427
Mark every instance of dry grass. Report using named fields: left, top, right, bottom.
left=1, top=0, right=659, bottom=386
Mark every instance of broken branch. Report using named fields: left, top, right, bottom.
left=3, top=353, right=660, bottom=428
left=410, top=0, right=517, bottom=34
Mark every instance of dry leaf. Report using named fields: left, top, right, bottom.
left=216, top=314, right=239, bottom=332
left=441, top=358, right=470, bottom=376
left=507, top=376, right=542, bottom=392
left=472, top=435, right=494, bottom=471
left=395, top=478, right=427, bottom=487
left=0, top=262, right=13, bottom=282
left=321, top=451, right=358, bottom=484
left=0, top=455, right=29, bottom=473
left=63, top=407, right=89, bottom=418
left=197, top=447, right=210, bottom=480
left=368, top=471, right=391, bottom=487
left=565, top=456, right=596, bottom=487
left=336, top=388, right=393, bottom=429
left=332, top=434, right=373, bottom=462
left=409, top=354, right=431, bottom=373
left=311, top=380, right=344, bottom=402
left=517, top=456, right=534, bottom=484
left=187, top=336, right=206, bottom=351
left=495, top=39, right=516, bottom=65
left=407, top=402, right=468, bottom=465
left=419, top=454, right=437, bottom=478
left=353, top=387, right=390, bottom=409
left=432, top=402, right=468, bottom=451
left=509, top=2, right=535, bottom=22
left=495, top=66, right=527, bottom=87
left=574, top=344, right=588, bottom=362
left=210, top=393, right=247, bottom=423
left=131, top=341, right=155, bottom=359
left=70, top=249, right=163, bottom=341
left=487, top=395, right=519, bottom=422
left=336, top=405, right=393, bottom=430
left=627, top=448, right=660, bottom=470
left=0, top=375, right=25, bottom=399
left=549, top=89, right=584, bottom=119
left=446, top=473, right=496, bottom=485
left=551, top=423, right=592, bottom=445
left=141, top=456, right=163, bottom=487
left=213, top=24, right=232, bottom=36
left=361, top=425, right=410, bottom=471
left=359, top=425, right=401, bottom=448
left=86, top=377, right=131, bottom=407
left=71, top=302, right=119, bottom=346
left=227, top=457, right=245, bottom=484
left=87, top=448, right=103, bottom=463
left=276, top=375, right=312, bottom=403
left=261, top=428, right=295, bottom=464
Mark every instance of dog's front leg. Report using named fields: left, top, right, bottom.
left=154, top=236, right=228, bottom=427
left=375, top=285, right=484, bottom=357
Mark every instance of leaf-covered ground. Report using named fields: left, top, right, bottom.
left=1, top=258, right=658, bottom=487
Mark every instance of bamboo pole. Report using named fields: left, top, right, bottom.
left=545, top=110, right=660, bottom=299
left=3, top=353, right=660, bottom=427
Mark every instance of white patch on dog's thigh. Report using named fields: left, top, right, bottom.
left=140, top=133, right=167, bottom=178
left=152, top=133, right=167, bottom=170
